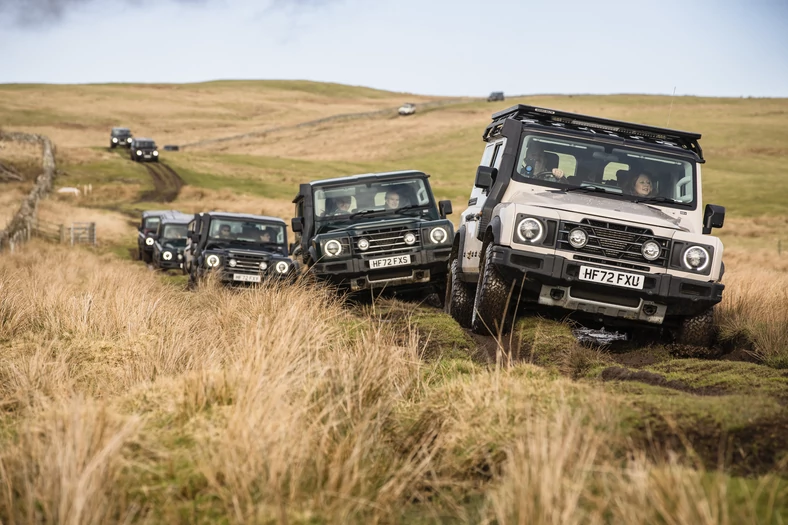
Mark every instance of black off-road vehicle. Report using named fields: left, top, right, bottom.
left=151, top=211, right=192, bottom=271
left=447, top=104, right=726, bottom=345
left=291, top=170, right=454, bottom=299
left=184, top=212, right=297, bottom=287
left=110, top=127, right=133, bottom=148
left=137, top=209, right=179, bottom=263
left=130, top=138, right=159, bottom=162
left=487, top=92, right=505, bottom=102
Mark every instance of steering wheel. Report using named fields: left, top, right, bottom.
left=533, top=170, right=561, bottom=182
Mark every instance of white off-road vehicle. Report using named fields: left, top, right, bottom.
left=446, top=105, right=726, bottom=345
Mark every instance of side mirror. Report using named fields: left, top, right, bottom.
left=702, top=204, right=725, bottom=234
left=438, top=200, right=453, bottom=218
left=291, top=217, right=304, bottom=233
left=474, top=166, right=497, bottom=190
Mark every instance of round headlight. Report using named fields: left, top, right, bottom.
left=228, top=258, right=237, bottom=267
left=162, top=251, right=173, bottom=261
left=357, top=238, right=369, bottom=251
left=177, top=253, right=183, bottom=260
left=429, top=227, right=448, bottom=244
left=641, top=240, right=661, bottom=261
left=324, top=239, right=342, bottom=257
left=153, top=151, right=159, bottom=156
left=260, top=261, right=268, bottom=271
left=683, top=246, right=710, bottom=271
left=568, top=228, right=587, bottom=248
left=145, top=237, right=154, bottom=246
left=516, top=218, right=544, bottom=243
left=404, top=232, right=416, bottom=245
left=275, top=261, right=289, bottom=274
left=127, top=138, right=132, bottom=143
left=136, top=150, right=142, bottom=156
left=206, top=254, right=220, bottom=267
left=112, top=138, right=118, bottom=143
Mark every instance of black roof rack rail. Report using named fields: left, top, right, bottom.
left=485, top=104, right=703, bottom=161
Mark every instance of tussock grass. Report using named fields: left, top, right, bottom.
left=1, top=242, right=785, bottom=523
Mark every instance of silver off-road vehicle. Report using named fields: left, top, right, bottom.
left=446, top=105, right=726, bottom=345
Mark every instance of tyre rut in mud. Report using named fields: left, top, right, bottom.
left=138, top=162, right=185, bottom=202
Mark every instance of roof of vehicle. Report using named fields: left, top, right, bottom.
left=297, top=170, right=429, bottom=198
left=159, top=211, right=193, bottom=224
left=142, top=209, right=180, bottom=219
left=486, top=104, right=704, bottom=161
left=203, top=211, right=286, bottom=224
left=111, top=127, right=131, bottom=132
left=133, top=138, right=156, bottom=143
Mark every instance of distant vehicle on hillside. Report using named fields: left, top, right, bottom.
left=151, top=211, right=193, bottom=271
left=398, top=103, right=416, bottom=116
left=110, top=127, right=133, bottom=149
left=487, top=92, right=505, bottom=102
left=130, top=138, right=159, bottom=162
left=137, top=209, right=180, bottom=263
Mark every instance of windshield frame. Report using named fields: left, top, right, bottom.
left=511, top=129, right=700, bottom=211
left=311, top=175, right=440, bottom=225
left=160, top=223, right=189, bottom=241
left=206, top=218, right=288, bottom=249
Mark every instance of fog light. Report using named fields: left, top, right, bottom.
left=404, top=232, right=416, bottom=245
left=358, top=238, right=369, bottom=251
left=643, top=304, right=657, bottom=316
left=260, top=261, right=268, bottom=271
left=568, top=228, right=587, bottom=248
left=228, top=259, right=237, bottom=267
left=550, top=288, right=565, bottom=300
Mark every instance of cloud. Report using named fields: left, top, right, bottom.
left=0, top=0, right=208, bottom=27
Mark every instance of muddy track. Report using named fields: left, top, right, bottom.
left=138, top=162, right=185, bottom=202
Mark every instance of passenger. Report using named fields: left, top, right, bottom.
left=333, top=195, right=352, bottom=214
left=628, top=171, right=657, bottom=197
left=384, top=190, right=401, bottom=209
left=521, top=142, right=565, bottom=181
left=259, top=228, right=272, bottom=243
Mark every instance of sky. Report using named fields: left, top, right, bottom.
left=0, top=0, right=787, bottom=97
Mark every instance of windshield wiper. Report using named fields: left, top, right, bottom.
left=633, top=196, right=689, bottom=206
left=394, top=204, right=429, bottom=214
left=563, top=186, right=610, bottom=194
left=349, top=209, right=387, bottom=219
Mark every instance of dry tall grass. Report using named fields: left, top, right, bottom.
left=0, top=243, right=783, bottom=523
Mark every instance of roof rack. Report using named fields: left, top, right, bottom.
left=485, top=104, right=703, bottom=161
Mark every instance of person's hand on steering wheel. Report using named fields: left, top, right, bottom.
left=534, top=168, right=566, bottom=181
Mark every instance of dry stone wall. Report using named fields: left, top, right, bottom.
left=0, top=131, right=57, bottom=252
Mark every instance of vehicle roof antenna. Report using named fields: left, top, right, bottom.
left=666, top=86, right=677, bottom=127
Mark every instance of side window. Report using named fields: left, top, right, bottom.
left=603, top=162, right=629, bottom=185
left=479, top=143, right=497, bottom=167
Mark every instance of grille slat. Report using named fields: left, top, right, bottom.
left=228, top=252, right=268, bottom=273
left=558, top=219, right=671, bottom=267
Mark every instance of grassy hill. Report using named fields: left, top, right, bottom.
left=1, top=82, right=787, bottom=523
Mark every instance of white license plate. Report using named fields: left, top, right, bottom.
left=578, top=265, right=644, bottom=290
left=233, top=274, right=261, bottom=283
left=144, top=155, right=151, bottom=159
left=369, top=254, right=411, bottom=269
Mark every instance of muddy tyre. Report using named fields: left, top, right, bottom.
left=445, top=256, right=475, bottom=328
left=471, top=243, right=513, bottom=336
left=671, top=307, right=716, bottom=347
left=142, top=249, right=152, bottom=264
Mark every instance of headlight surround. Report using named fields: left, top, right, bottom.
left=683, top=245, right=710, bottom=271
left=162, top=251, right=173, bottom=261
left=228, top=258, right=237, bottom=268
left=324, top=239, right=342, bottom=257
left=516, top=217, right=545, bottom=244
left=206, top=254, right=221, bottom=268
left=429, top=227, right=448, bottom=244
left=145, top=237, right=154, bottom=246
left=567, top=228, right=587, bottom=248
left=136, top=150, right=142, bottom=156
left=404, top=232, right=417, bottom=245
left=357, top=238, right=369, bottom=251
left=275, top=261, right=289, bottom=274
left=641, top=240, right=662, bottom=261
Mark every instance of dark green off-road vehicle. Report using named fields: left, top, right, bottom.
left=291, top=170, right=454, bottom=299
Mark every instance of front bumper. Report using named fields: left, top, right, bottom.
left=311, top=248, right=451, bottom=291
left=158, top=259, right=183, bottom=270
left=489, top=245, right=724, bottom=324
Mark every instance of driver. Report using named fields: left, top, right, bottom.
left=259, top=228, right=272, bottom=242
left=217, top=224, right=233, bottom=239
left=522, top=142, right=566, bottom=181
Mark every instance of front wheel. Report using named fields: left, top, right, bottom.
left=471, top=243, right=514, bottom=336
left=669, top=307, right=717, bottom=347
left=445, top=256, right=475, bottom=328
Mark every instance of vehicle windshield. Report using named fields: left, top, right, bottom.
left=143, top=217, right=160, bottom=231
left=207, top=219, right=286, bottom=251
left=161, top=224, right=188, bottom=241
left=136, top=141, right=156, bottom=148
left=514, top=134, right=697, bottom=208
left=112, top=128, right=130, bottom=135
left=313, top=177, right=439, bottom=223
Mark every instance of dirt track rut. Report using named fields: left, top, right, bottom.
left=139, top=162, right=185, bottom=202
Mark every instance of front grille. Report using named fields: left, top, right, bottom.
left=228, top=252, right=267, bottom=274
left=354, top=226, right=420, bottom=256
left=558, top=219, right=671, bottom=267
